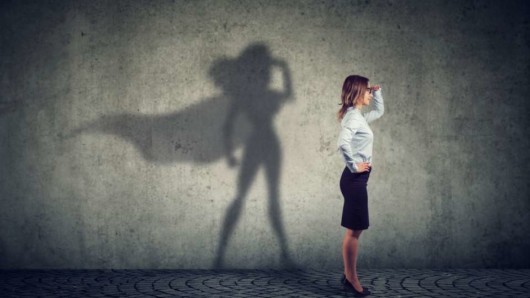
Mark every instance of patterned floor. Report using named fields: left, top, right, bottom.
left=1, top=269, right=529, bottom=297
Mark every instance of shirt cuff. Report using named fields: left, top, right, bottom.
left=348, top=163, right=358, bottom=173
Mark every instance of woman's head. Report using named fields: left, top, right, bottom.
left=337, top=75, right=371, bottom=120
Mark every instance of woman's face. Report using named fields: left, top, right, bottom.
left=360, top=84, right=373, bottom=106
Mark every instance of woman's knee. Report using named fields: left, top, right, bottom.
left=346, top=229, right=362, bottom=239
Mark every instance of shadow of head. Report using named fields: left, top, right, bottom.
left=210, top=43, right=273, bottom=95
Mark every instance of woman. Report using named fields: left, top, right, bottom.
left=336, top=75, right=384, bottom=295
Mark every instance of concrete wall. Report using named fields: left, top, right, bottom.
left=1, top=0, right=529, bottom=269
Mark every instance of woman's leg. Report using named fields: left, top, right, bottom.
left=342, top=228, right=365, bottom=291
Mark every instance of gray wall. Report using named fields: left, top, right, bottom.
left=1, top=0, right=529, bottom=269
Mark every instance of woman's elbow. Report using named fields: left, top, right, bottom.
left=379, top=107, right=385, bottom=117
left=337, top=144, right=350, bottom=154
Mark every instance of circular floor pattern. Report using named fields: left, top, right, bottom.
left=1, top=269, right=529, bottom=297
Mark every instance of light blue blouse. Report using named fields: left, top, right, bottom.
left=336, top=89, right=384, bottom=173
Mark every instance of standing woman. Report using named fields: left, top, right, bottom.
left=336, top=75, right=384, bottom=295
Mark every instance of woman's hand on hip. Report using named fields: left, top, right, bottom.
left=355, top=162, right=371, bottom=172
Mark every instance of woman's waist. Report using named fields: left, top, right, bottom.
left=351, top=155, right=372, bottom=163
left=342, top=165, right=372, bottom=177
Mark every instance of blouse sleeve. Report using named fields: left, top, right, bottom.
left=363, top=88, right=384, bottom=123
left=337, top=116, right=360, bottom=173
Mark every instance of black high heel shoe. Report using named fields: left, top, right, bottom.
left=341, top=274, right=371, bottom=296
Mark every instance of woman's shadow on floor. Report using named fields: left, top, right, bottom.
left=67, top=43, right=297, bottom=269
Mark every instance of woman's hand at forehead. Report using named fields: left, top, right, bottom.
left=371, top=85, right=381, bottom=91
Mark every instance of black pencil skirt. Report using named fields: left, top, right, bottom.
left=339, top=166, right=371, bottom=230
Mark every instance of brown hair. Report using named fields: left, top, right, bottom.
left=337, top=75, right=369, bottom=121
